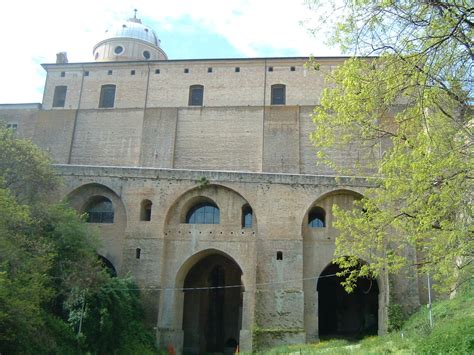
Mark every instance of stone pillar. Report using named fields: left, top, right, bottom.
left=239, top=289, right=256, bottom=352
left=157, top=290, right=185, bottom=353
left=304, top=285, right=319, bottom=343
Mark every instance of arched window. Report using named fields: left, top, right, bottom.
left=189, top=85, right=204, bottom=106
left=271, top=84, right=286, bottom=105
left=308, top=206, right=325, bottom=228
left=99, top=84, right=116, bottom=108
left=85, top=196, right=114, bottom=223
left=186, top=202, right=220, bottom=224
left=242, top=205, right=253, bottom=228
left=140, top=199, right=152, bottom=221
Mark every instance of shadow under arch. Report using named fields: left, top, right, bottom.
left=317, top=258, right=379, bottom=339
left=98, top=254, right=117, bottom=277
left=176, top=249, right=244, bottom=354
left=164, top=183, right=257, bottom=230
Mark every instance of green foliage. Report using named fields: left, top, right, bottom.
left=306, top=1, right=473, bottom=292
left=0, top=126, right=58, bottom=204
left=387, top=302, right=406, bottom=332
left=68, top=277, right=157, bottom=354
left=0, top=126, right=157, bottom=354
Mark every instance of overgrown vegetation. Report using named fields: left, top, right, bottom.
left=247, top=283, right=474, bottom=354
left=0, top=126, right=157, bottom=354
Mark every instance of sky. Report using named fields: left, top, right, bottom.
left=0, top=0, right=341, bottom=104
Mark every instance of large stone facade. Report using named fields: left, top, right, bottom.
left=0, top=15, right=422, bottom=353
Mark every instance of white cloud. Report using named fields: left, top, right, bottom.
left=0, top=0, right=339, bottom=103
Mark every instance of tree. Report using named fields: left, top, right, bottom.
left=0, top=126, right=157, bottom=353
left=305, top=1, right=473, bottom=292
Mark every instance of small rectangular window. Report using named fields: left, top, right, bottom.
left=60, top=71, right=66, bottom=77
left=52, top=85, right=67, bottom=107
left=99, top=84, right=116, bottom=108
left=208, top=67, right=213, bottom=73
left=271, top=84, right=286, bottom=105
left=235, top=67, right=240, bottom=72
left=84, top=71, right=90, bottom=76
left=268, top=66, right=273, bottom=72
left=131, top=70, right=136, bottom=75
left=136, top=248, right=141, bottom=259
left=107, top=70, right=113, bottom=75
left=189, top=85, right=204, bottom=106
left=290, top=66, right=296, bottom=71
left=155, top=69, right=160, bottom=74
left=184, top=68, right=189, bottom=73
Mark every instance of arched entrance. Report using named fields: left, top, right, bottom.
left=182, top=254, right=243, bottom=354
left=317, top=262, right=379, bottom=339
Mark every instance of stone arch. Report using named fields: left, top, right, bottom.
left=301, top=189, right=364, bottom=232
left=317, top=259, right=379, bottom=339
left=65, top=183, right=127, bottom=274
left=176, top=249, right=244, bottom=354
left=302, top=188, right=368, bottom=342
left=164, top=184, right=257, bottom=231
left=98, top=254, right=117, bottom=277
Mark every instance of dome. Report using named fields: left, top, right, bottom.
left=92, top=12, right=168, bottom=62
left=103, top=17, right=161, bottom=47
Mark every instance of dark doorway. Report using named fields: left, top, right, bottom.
left=182, top=254, right=243, bottom=354
left=98, top=255, right=117, bottom=277
left=317, top=262, right=378, bottom=339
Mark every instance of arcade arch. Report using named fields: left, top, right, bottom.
left=65, top=183, right=127, bottom=273
left=317, top=261, right=379, bottom=338
left=181, top=252, right=243, bottom=354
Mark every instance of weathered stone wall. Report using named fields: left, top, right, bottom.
left=53, top=165, right=395, bottom=351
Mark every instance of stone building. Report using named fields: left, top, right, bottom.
left=0, top=14, right=422, bottom=353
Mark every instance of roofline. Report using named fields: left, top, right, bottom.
left=41, top=55, right=378, bottom=69
left=0, top=103, right=42, bottom=109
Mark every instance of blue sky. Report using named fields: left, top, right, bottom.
left=0, top=0, right=341, bottom=103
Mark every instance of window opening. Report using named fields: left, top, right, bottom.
left=52, top=85, right=67, bottom=107
left=114, top=46, right=124, bottom=55
left=271, top=84, right=286, bottom=105
left=242, top=205, right=253, bottom=228
left=184, top=68, right=189, bottom=73
left=6, top=123, right=18, bottom=132
left=308, top=206, right=325, bottom=228
left=140, top=200, right=152, bottom=221
left=189, top=85, right=204, bottom=106
left=268, top=66, right=273, bottom=72
left=208, top=67, right=213, bottom=73
left=107, top=70, right=113, bottom=75
left=60, top=71, right=65, bottom=77
left=143, top=50, right=151, bottom=60
left=290, top=66, right=296, bottom=71
left=131, top=70, right=136, bottom=75
left=84, top=71, right=89, bottom=76
left=85, top=196, right=114, bottom=223
left=235, top=67, right=240, bottom=72
left=277, top=251, right=283, bottom=260
left=155, top=68, right=160, bottom=74
left=136, top=248, right=141, bottom=259
left=186, top=202, right=220, bottom=224
left=99, top=84, right=116, bottom=108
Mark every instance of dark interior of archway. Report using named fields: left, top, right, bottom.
left=317, top=263, right=378, bottom=339
left=182, top=254, right=243, bottom=355
left=98, top=255, right=117, bottom=277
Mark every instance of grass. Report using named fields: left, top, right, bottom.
left=249, top=283, right=474, bottom=354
